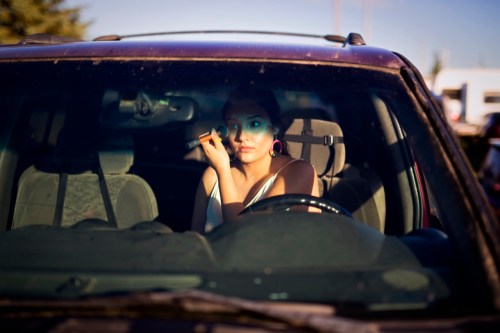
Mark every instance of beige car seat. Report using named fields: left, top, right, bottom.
left=283, top=108, right=386, bottom=232
left=12, top=129, right=158, bottom=229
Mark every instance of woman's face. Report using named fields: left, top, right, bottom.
left=225, top=102, right=275, bottom=164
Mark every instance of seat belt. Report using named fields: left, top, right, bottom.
left=53, top=172, right=68, bottom=227
left=97, top=164, right=118, bottom=228
left=301, top=119, right=312, bottom=161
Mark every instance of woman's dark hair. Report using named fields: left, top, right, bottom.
left=222, top=85, right=289, bottom=156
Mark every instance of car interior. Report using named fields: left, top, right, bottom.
left=0, top=60, right=438, bottom=238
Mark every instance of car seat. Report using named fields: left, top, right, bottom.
left=12, top=128, right=158, bottom=229
left=282, top=108, right=386, bottom=232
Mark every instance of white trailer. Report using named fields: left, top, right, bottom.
left=432, top=68, right=500, bottom=135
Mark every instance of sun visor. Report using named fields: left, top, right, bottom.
left=100, top=89, right=198, bottom=130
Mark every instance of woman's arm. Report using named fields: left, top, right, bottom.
left=191, top=167, right=216, bottom=232
left=200, top=133, right=245, bottom=223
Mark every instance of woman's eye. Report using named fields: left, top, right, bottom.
left=228, top=124, right=239, bottom=133
left=248, top=120, right=262, bottom=129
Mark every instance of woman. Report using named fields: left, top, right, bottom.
left=191, top=86, right=319, bottom=232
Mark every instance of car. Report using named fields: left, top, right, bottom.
left=480, top=112, right=500, bottom=140
left=0, top=31, right=499, bottom=332
left=466, top=112, right=500, bottom=215
left=479, top=138, right=500, bottom=218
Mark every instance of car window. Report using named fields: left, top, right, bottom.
left=0, top=60, right=416, bottom=229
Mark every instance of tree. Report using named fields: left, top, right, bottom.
left=431, top=51, right=443, bottom=79
left=0, top=0, right=89, bottom=44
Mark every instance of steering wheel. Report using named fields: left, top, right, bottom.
left=239, top=194, right=353, bottom=218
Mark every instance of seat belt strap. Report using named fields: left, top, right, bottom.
left=301, top=119, right=312, bottom=161
left=97, top=165, right=118, bottom=227
left=284, top=134, right=343, bottom=145
left=53, top=172, right=68, bottom=227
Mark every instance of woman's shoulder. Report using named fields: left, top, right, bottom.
left=277, top=157, right=316, bottom=176
left=270, top=157, right=319, bottom=196
left=201, top=165, right=217, bottom=179
left=200, top=166, right=218, bottom=193
left=286, top=157, right=315, bottom=169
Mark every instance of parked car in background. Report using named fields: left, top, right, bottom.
left=458, top=112, right=500, bottom=171
left=479, top=139, right=500, bottom=218
left=480, top=112, right=500, bottom=139
left=478, top=112, right=500, bottom=218
left=0, top=31, right=499, bottom=332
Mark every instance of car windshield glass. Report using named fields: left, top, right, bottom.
left=0, top=59, right=480, bottom=314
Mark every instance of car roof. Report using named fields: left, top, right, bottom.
left=0, top=31, right=406, bottom=70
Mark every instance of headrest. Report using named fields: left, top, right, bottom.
left=283, top=109, right=345, bottom=177
left=54, top=128, right=98, bottom=174
left=98, top=131, right=134, bottom=174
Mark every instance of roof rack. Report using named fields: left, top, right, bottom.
left=18, top=33, right=83, bottom=45
left=344, top=32, right=366, bottom=46
left=93, top=30, right=366, bottom=46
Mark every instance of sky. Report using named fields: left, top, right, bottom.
left=64, top=0, right=500, bottom=76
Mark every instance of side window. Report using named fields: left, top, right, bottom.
left=0, top=95, right=17, bottom=142
left=0, top=95, right=18, bottom=230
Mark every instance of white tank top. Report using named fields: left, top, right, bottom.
left=205, top=159, right=299, bottom=232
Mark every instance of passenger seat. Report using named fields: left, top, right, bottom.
left=12, top=129, right=158, bottom=229
left=282, top=108, right=386, bottom=232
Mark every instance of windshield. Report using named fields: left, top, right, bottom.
left=0, top=59, right=486, bottom=316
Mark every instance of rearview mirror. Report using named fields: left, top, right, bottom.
left=100, top=89, right=198, bottom=129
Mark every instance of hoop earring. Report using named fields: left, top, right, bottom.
left=269, top=137, right=282, bottom=158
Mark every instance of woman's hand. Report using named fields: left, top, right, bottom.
left=200, top=128, right=231, bottom=175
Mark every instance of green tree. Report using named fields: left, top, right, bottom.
left=431, top=51, right=443, bottom=79
left=0, top=0, right=89, bottom=44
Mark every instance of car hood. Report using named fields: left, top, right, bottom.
left=1, top=289, right=500, bottom=333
